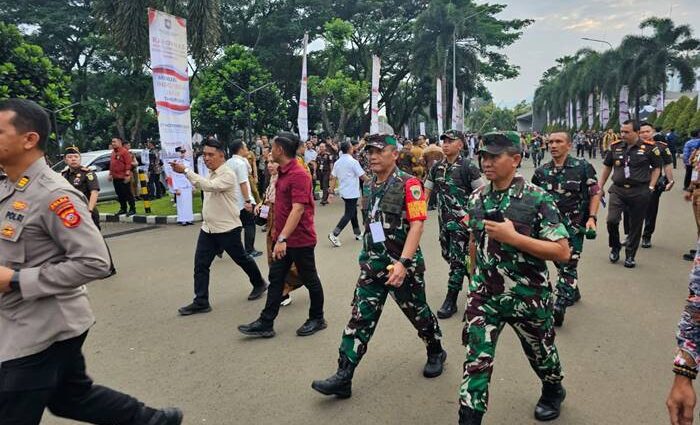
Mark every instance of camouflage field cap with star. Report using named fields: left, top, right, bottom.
left=480, top=131, right=522, bottom=155
left=363, top=134, right=398, bottom=151
left=440, top=129, right=465, bottom=142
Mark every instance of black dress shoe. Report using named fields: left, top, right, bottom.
left=609, top=247, right=620, bottom=263
left=247, top=283, right=268, bottom=300
left=624, top=257, right=636, bottom=268
left=641, top=237, right=651, bottom=248
left=297, top=318, right=327, bottom=336
left=534, top=382, right=566, bottom=421
left=147, top=407, right=183, bottom=425
left=238, top=319, right=275, bottom=338
left=178, top=302, right=212, bottom=316
left=423, top=349, right=447, bottom=378
left=116, top=209, right=127, bottom=215
left=127, top=210, right=136, bottom=217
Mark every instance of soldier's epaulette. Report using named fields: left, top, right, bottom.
left=80, top=166, right=91, bottom=172
left=610, top=140, right=624, bottom=146
left=656, top=140, right=668, bottom=147
left=60, top=166, right=69, bottom=174
left=642, top=140, right=656, bottom=146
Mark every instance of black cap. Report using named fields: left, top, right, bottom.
left=440, top=129, right=464, bottom=142
left=64, top=145, right=80, bottom=155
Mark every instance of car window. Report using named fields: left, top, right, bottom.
left=91, top=156, right=111, bottom=172
left=51, top=160, right=66, bottom=171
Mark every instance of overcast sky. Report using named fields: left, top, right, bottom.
left=481, top=1, right=700, bottom=107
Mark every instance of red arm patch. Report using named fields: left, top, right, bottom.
left=404, top=177, right=427, bottom=221
left=49, top=196, right=81, bottom=228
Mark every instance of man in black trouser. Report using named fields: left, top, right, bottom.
left=109, top=136, right=136, bottom=215
left=147, top=141, right=164, bottom=198
left=173, top=139, right=268, bottom=316
left=239, top=132, right=326, bottom=338
left=599, top=120, right=662, bottom=268
left=640, top=126, right=675, bottom=248
left=0, top=98, right=180, bottom=425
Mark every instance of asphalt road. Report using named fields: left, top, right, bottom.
left=44, top=155, right=694, bottom=425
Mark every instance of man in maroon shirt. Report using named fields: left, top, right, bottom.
left=238, top=132, right=326, bottom=338
left=108, top=136, right=136, bottom=215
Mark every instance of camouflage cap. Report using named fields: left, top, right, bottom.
left=440, top=129, right=465, bottom=142
left=480, top=131, right=521, bottom=155
left=64, top=145, right=80, bottom=155
left=364, top=134, right=398, bottom=151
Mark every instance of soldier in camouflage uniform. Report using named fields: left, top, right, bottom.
left=312, top=134, right=445, bottom=399
left=458, top=132, right=571, bottom=425
left=425, top=130, right=484, bottom=319
left=532, top=132, right=600, bottom=327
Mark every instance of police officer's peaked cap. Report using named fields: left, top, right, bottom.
left=440, top=129, right=465, bottom=142
left=480, top=131, right=522, bottom=155
left=64, top=145, right=80, bottom=155
left=363, top=134, right=398, bottom=151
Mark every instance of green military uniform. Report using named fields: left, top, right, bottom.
left=460, top=132, right=568, bottom=417
left=532, top=155, right=598, bottom=306
left=425, top=139, right=482, bottom=294
left=604, top=139, right=662, bottom=261
left=340, top=164, right=442, bottom=363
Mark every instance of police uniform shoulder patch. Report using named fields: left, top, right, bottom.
left=49, top=196, right=81, bottom=228
left=87, top=173, right=94, bottom=181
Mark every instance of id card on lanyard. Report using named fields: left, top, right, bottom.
left=623, top=145, right=632, bottom=179
left=368, top=175, right=397, bottom=244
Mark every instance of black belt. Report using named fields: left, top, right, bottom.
left=613, top=182, right=645, bottom=189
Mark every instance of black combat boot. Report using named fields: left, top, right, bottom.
left=571, top=287, right=581, bottom=304
left=553, top=301, right=566, bottom=327
left=459, top=405, right=484, bottom=425
left=534, top=382, right=566, bottom=421
left=423, top=343, right=447, bottom=378
left=437, top=289, right=459, bottom=319
left=311, top=355, right=356, bottom=398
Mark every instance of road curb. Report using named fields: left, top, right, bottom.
left=100, top=213, right=203, bottom=225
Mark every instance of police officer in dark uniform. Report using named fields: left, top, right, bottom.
left=599, top=120, right=662, bottom=268
left=61, top=146, right=100, bottom=227
left=61, top=145, right=116, bottom=276
left=639, top=123, right=674, bottom=248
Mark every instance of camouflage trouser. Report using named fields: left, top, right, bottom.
left=460, top=288, right=563, bottom=413
left=339, top=272, right=442, bottom=364
left=439, top=228, right=470, bottom=292
left=554, top=225, right=584, bottom=305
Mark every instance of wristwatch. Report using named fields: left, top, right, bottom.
left=277, top=236, right=287, bottom=243
left=398, top=257, right=412, bottom=268
left=9, top=270, right=20, bottom=292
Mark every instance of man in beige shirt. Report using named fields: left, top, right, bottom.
left=0, top=98, right=182, bottom=424
left=171, top=139, right=268, bottom=316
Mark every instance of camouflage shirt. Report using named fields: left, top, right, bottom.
left=532, top=155, right=599, bottom=228
left=425, top=154, right=481, bottom=231
left=359, top=167, right=428, bottom=283
left=464, top=176, right=569, bottom=295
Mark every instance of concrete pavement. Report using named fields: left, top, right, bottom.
left=45, top=156, right=694, bottom=424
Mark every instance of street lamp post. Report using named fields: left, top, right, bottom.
left=216, top=71, right=274, bottom=147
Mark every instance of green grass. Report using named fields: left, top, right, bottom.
left=97, top=193, right=203, bottom=216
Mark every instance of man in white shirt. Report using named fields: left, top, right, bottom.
left=171, top=139, right=268, bottom=316
left=328, top=141, right=368, bottom=247
left=225, top=140, right=262, bottom=257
